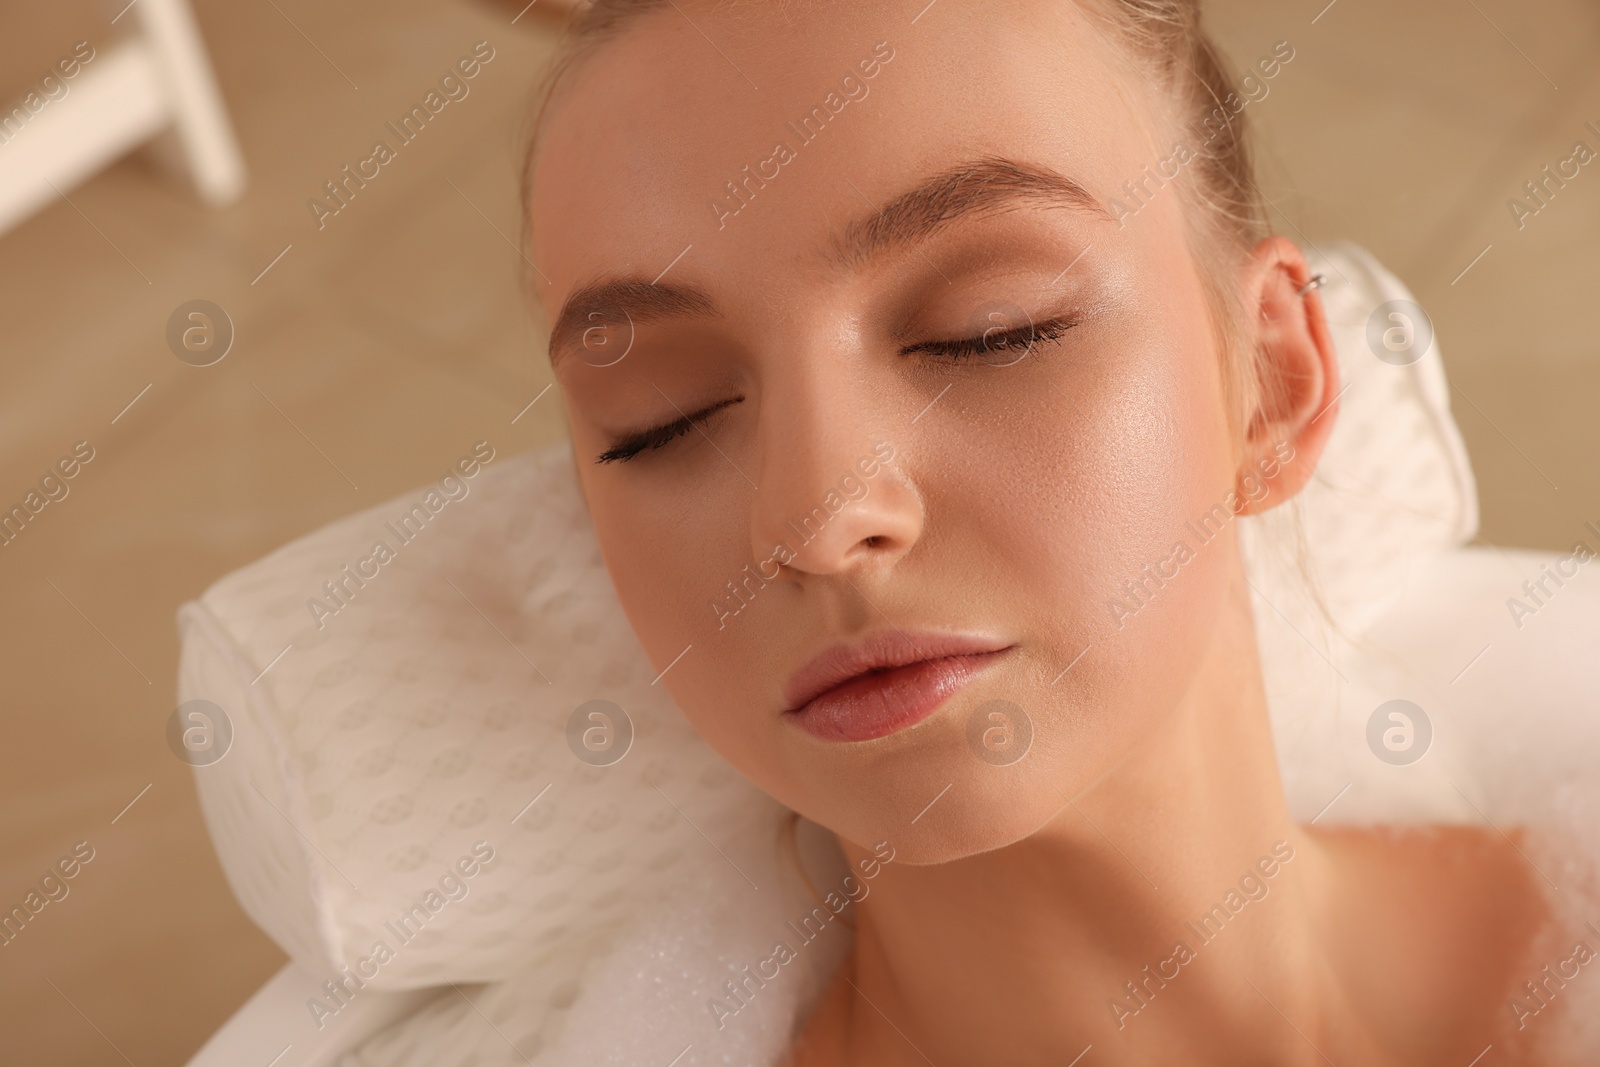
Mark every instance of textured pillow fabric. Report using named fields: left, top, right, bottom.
left=176, top=242, right=1480, bottom=991
left=178, top=443, right=785, bottom=988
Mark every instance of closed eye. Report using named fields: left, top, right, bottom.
left=595, top=316, right=1073, bottom=463
left=902, top=316, right=1077, bottom=360
left=596, top=395, right=743, bottom=464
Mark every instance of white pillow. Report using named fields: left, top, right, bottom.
left=176, top=242, right=1480, bottom=989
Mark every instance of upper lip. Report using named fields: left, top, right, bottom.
left=782, top=630, right=1014, bottom=713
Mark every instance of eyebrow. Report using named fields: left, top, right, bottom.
left=833, top=154, right=1113, bottom=268
left=548, top=277, right=717, bottom=370
left=547, top=156, right=1111, bottom=367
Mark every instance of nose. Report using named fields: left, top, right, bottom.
left=748, top=393, right=924, bottom=579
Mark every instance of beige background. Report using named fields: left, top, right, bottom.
left=0, top=0, right=1594, bottom=1062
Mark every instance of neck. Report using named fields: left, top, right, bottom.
left=833, top=559, right=1342, bottom=1064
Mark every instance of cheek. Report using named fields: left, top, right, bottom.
left=1040, top=336, right=1237, bottom=711
left=583, top=469, right=780, bottom=769
left=587, top=478, right=726, bottom=650
left=992, top=338, right=1236, bottom=647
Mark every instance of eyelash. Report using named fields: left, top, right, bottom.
left=596, top=396, right=743, bottom=465
left=594, top=316, right=1078, bottom=464
left=902, top=316, right=1078, bottom=360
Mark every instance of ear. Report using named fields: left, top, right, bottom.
left=1233, top=236, right=1341, bottom=516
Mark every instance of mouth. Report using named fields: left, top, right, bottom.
left=782, top=630, right=1015, bottom=743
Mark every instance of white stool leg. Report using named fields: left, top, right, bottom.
left=134, top=0, right=247, bottom=204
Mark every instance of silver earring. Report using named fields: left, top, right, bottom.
left=1296, top=273, right=1326, bottom=296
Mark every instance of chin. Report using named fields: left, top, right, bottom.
left=845, top=785, right=1071, bottom=867
left=900, top=817, right=1062, bottom=866
left=787, top=718, right=1095, bottom=867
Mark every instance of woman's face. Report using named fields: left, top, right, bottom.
left=531, top=0, right=1249, bottom=863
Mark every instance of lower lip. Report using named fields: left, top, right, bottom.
left=784, top=649, right=1011, bottom=743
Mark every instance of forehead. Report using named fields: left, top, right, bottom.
left=529, top=0, right=1162, bottom=336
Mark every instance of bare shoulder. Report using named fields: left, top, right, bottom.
left=1307, top=822, right=1562, bottom=1063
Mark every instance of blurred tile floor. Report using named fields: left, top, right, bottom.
left=0, top=0, right=1595, bottom=1062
